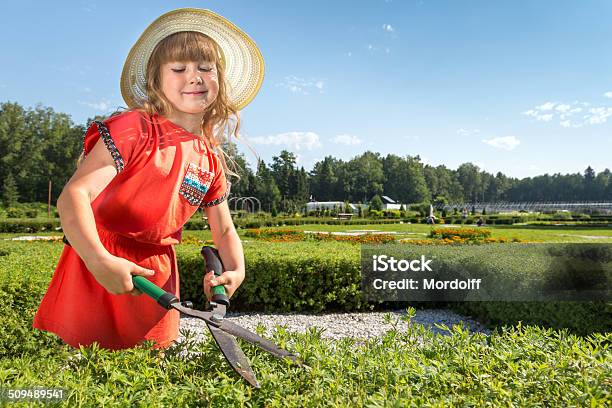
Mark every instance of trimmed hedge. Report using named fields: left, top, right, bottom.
left=0, top=219, right=61, bottom=233
left=5, top=214, right=612, bottom=234
left=0, top=240, right=609, bottom=338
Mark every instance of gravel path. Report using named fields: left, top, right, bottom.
left=178, top=309, right=491, bottom=344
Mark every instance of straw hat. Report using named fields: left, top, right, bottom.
left=120, top=8, right=264, bottom=111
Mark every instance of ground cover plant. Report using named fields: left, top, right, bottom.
left=0, top=232, right=610, bottom=406
left=1, top=313, right=610, bottom=407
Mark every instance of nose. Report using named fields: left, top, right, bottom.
left=190, top=75, right=203, bottom=85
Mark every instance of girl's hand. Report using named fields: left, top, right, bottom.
left=85, top=253, right=155, bottom=296
left=203, top=269, right=245, bottom=300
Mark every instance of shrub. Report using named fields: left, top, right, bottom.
left=369, top=195, right=383, bottom=211
left=429, top=227, right=492, bottom=241
left=6, top=207, right=26, bottom=218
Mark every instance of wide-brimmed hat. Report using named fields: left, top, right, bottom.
left=120, top=8, right=264, bottom=111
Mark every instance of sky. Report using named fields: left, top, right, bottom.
left=1, top=0, right=611, bottom=179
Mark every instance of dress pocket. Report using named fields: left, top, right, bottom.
left=179, top=162, right=215, bottom=206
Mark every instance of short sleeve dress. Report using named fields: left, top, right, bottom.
left=33, top=110, right=229, bottom=350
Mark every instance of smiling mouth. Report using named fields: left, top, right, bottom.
left=184, top=91, right=207, bottom=95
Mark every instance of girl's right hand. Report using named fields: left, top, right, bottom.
left=85, top=253, right=155, bottom=295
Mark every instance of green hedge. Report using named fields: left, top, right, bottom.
left=177, top=242, right=365, bottom=312
left=0, top=240, right=609, bottom=405
left=0, top=219, right=61, bottom=233
left=2, top=240, right=609, bottom=337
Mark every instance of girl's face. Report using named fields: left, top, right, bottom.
left=160, top=60, right=219, bottom=115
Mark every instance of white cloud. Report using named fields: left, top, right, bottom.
left=482, top=136, right=521, bottom=151
left=332, top=134, right=362, bottom=146
left=249, top=132, right=322, bottom=151
left=603, top=91, right=612, bottom=98
left=524, top=99, right=611, bottom=127
left=537, top=101, right=556, bottom=111
left=382, top=24, right=394, bottom=32
left=539, top=114, right=553, bottom=122
left=78, top=99, right=113, bottom=111
left=555, top=104, right=571, bottom=113
left=586, top=107, right=612, bottom=125
left=276, top=75, right=325, bottom=95
left=346, top=51, right=352, bottom=57
left=457, top=128, right=480, bottom=137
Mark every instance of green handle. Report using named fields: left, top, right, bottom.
left=132, top=275, right=178, bottom=309
left=201, top=246, right=230, bottom=306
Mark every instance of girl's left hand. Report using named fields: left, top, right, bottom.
left=203, top=269, right=245, bottom=300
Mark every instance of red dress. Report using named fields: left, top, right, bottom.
left=33, top=110, right=229, bottom=350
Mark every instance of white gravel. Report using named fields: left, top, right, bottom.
left=178, top=308, right=490, bottom=344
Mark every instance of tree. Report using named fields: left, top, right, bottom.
left=594, top=169, right=611, bottom=201
left=293, top=167, right=310, bottom=203
left=584, top=166, right=596, bottom=200
left=383, top=154, right=408, bottom=202
left=384, top=155, right=429, bottom=203
left=370, top=195, right=383, bottom=211
left=434, top=165, right=464, bottom=203
left=253, top=160, right=280, bottom=213
left=404, top=156, right=430, bottom=203
left=271, top=150, right=297, bottom=200
left=309, top=156, right=341, bottom=201
left=346, top=152, right=384, bottom=202
left=223, top=149, right=253, bottom=199
left=457, top=163, right=482, bottom=202
left=2, top=172, right=19, bottom=207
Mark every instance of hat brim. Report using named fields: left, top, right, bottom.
left=120, top=8, right=264, bottom=111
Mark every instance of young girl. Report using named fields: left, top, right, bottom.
left=33, top=8, right=264, bottom=350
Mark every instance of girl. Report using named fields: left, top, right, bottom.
left=33, top=8, right=264, bottom=350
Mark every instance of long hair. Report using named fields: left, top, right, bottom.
left=79, top=31, right=243, bottom=178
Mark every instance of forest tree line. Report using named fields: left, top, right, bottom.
left=1, top=102, right=611, bottom=213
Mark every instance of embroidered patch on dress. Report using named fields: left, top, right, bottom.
left=179, top=163, right=214, bottom=206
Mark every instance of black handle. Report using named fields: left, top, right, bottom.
left=201, top=246, right=230, bottom=306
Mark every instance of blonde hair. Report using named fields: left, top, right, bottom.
left=79, top=31, right=243, bottom=178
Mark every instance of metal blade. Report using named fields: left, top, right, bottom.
left=172, top=303, right=300, bottom=363
left=215, top=319, right=301, bottom=363
left=207, top=323, right=260, bottom=388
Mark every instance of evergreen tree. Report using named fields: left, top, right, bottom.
left=584, top=166, right=596, bottom=200
left=2, top=172, right=19, bottom=207
left=370, top=195, right=384, bottom=211
left=253, top=160, right=281, bottom=213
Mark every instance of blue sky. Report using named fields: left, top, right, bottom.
left=1, top=0, right=611, bottom=178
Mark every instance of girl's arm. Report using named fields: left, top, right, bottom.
left=58, top=138, right=117, bottom=265
left=58, top=137, right=154, bottom=294
left=203, top=200, right=245, bottom=299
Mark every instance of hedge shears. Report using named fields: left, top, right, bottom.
left=132, top=246, right=300, bottom=388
